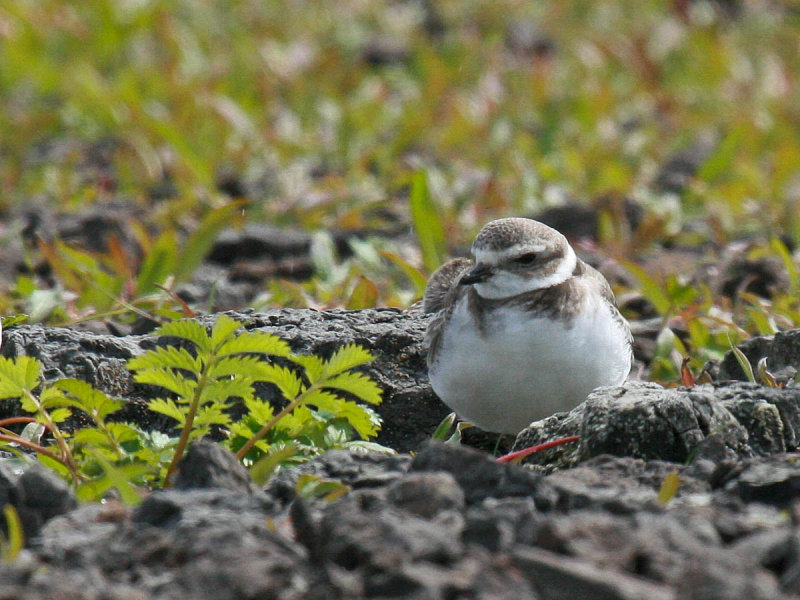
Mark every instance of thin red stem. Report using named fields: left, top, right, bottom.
left=495, top=435, right=580, bottom=463
left=0, top=433, right=68, bottom=465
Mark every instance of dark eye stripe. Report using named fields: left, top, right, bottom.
left=514, top=252, right=537, bottom=265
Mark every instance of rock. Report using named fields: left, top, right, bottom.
left=513, top=545, right=676, bottom=600
left=8, top=313, right=800, bottom=598
left=265, top=448, right=412, bottom=506
left=1, top=308, right=448, bottom=451
left=0, top=462, right=77, bottom=541
left=386, top=472, right=465, bottom=519
left=719, top=330, right=800, bottom=383
left=725, top=454, right=800, bottom=507
left=409, top=441, right=556, bottom=508
left=172, top=439, right=255, bottom=494
left=514, top=381, right=800, bottom=469
left=544, top=454, right=709, bottom=514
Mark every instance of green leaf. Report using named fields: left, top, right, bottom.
left=323, top=372, right=382, bottom=405
left=770, top=237, right=798, bottom=296
left=148, top=398, right=187, bottom=425
left=175, top=203, right=245, bottom=284
left=133, top=368, right=196, bottom=399
left=622, top=261, right=671, bottom=316
left=431, top=412, right=458, bottom=442
left=323, top=344, right=374, bottom=377
left=1, top=505, right=24, bottom=563
left=303, top=389, right=380, bottom=439
left=728, top=338, right=756, bottom=383
left=346, top=276, right=379, bottom=310
left=206, top=355, right=264, bottom=380
left=198, top=377, right=253, bottom=405
left=250, top=363, right=302, bottom=400
left=77, top=454, right=150, bottom=504
left=249, top=445, right=300, bottom=485
left=341, top=441, right=396, bottom=455
left=125, top=346, right=200, bottom=373
left=295, top=474, right=350, bottom=501
left=756, top=357, right=778, bottom=388
left=291, top=354, right=325, bottom=382
left=377, top=249, right=428, bottom=297
left=52, top=379, right=124, bottom=423
left=696, top=129, right=741, bottom=184
left=193, top=405, right=232, bottom=428
left=0, top=356, right=42, bottom=398
left=409, top=170, right=446, bottom=273
left=152, top=320, right=213, bottom=354
left=209, top=314, right=243, bottom=348
left=216, top=331, right=291, bottom=358
left=243, top=397, right=275, bottom=423
left=657, top=471, right=681, bottom=505
left=48, top=408, right=72, bottom=424
left=134, top=228, right=179, bottom=297
left=0, top=315, right=28, bottom=330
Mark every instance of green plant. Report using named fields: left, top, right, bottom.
left=0, top=357, right=166, bottom=502
left=0, top=505, right=24, bottom=563
left=129, top=315, right=389, bottom=482
left=0, top=315, right=389, bottom=501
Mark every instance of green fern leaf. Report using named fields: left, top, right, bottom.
left=322, top=344, right=375, bottom=376
left=48, top=407, right=72, bottom=423
left=281, top=404, right=316, bottom=436
left=228, top=420, right=253, bottom=439
left=133, top=368, right=196, bottom=399
left=71, top=428, right=110, bottom=448
left=249, top=445, right=301, bottom=485
left=206, top=355, right=264, bottom=380
left=210, top=315, right=243, bottom=348
left=104, top=422, right=141, bottom=446
left=243, top=396, right=275, bottom=423
left=291, top=354, right=325, bottom=382
left=76, top=454, right=150, bottom=504
left=341, top=440, right=396, bottom=454
left=250, top=363, right=302, bottom=399
left=198, top=377, right=253, bottom=405
left=194, top=405, right=232, bottom=428
left=51, top=379, right=124, bottom=423
left=303, top=389, right=381, bottom=439
left=0, top=356, right=42, bottom=398
left=155, top=320, right=213, bottom=354
left=36, top=386, right=67, bottom=412
left=216, top=331, right=291, bottom=358
left=148, top=398, right=187, bottom=425
left=127, top=346, right=200, bottom=373
left=323, top=372, right=382, bottom=405
left=338, top=402, right=381, bottom=439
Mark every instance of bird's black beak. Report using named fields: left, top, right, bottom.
left=459, top=263, right=493, bottom=285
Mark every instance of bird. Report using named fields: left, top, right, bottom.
left=424, top=217, right=632, bottom=434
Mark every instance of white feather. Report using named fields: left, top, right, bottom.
left=428, top=288, right=631, bottom=434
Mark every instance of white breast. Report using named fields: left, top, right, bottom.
left=428, top=294, right=631, bottom=434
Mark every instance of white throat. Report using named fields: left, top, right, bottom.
left=473, top=245, right=577, bottom=299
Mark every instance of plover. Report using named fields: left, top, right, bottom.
left=425, top=217, right=632, bottom=434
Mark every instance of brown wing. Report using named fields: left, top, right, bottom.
left=423, top=257, right=473, bottom=313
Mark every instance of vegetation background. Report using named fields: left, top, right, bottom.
left=1, top=0, right=799, bottom=385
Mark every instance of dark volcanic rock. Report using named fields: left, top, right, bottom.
left=718, top=329, right=800, bottom=383
left=1, top=308, right=447, bottom=451
left=7, top=314, right=800, bottom=599
left=172, top=439, right=257, bottom=494
left=0, top=462, right=77, bottom=541
left=5, top=442, right=800, bottom=599
left=514, top=381, right=800, bottom=470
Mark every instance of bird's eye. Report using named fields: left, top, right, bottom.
left=514, top=252, right=537, bottom=265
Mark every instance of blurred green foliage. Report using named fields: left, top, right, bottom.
left=1, top=0, right=800, bottom=384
